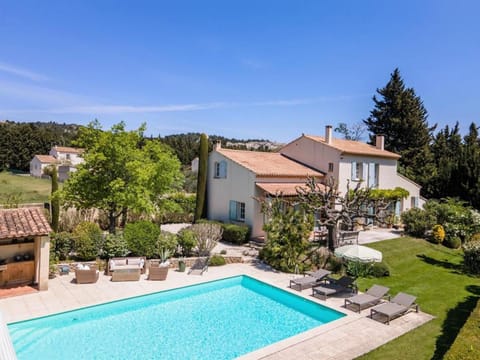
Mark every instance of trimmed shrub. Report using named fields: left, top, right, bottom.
left=401, top=208, right=435, bottom=238
left=326, top=256, right=343, bottom=273
left=346, top=261, right=373, bottom=278
left=463, top=240, right=480, bottom=274
left=222, top=224, right=250, bottom=244
left=124, top=220, right=160, bottom=258
left=177, top=228, right=197, bottom=257
left=371, top=262, right=390, bottom=277
left=50, top=232, right=73, bottom=261
left=155, top=231, right=178, bottom=257
left=102, top=233, right=129, bottom=259
left=431, top=224, right=445, bottom=244
left=209, top=254, right=226, bottom=266
left=444, top=236, right=462, bottom=249
left=73, top=222, right=103, bottom=261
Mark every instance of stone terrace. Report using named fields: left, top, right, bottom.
left=0, top=262, right=432, bottom=360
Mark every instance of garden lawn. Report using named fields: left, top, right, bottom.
left=0, top=171, right=54, bottom=203
left=356, top=237, right=479, bottom=360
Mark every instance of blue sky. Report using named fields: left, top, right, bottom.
left=0, top=1, right=478, bottom=142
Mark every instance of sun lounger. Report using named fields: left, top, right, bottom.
left=370, top=292, right=418, bottom=324
left=344, top=284, right=390, bottom=312
left=289, top=269, right=331, bottom=291
left=312, top=276, right=356, bottom=300
left=188, top=257, right=209, bottom=275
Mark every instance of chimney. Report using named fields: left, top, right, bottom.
left=375, top=135, right=385, bottom=150
left=214, top=140, right=222, bottom=151
left=325, top=125, right=333, bottom=145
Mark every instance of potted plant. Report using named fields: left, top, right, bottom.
left=148, top=248, right=170, bottom=280
left=178, top=257, right=186, bottom=272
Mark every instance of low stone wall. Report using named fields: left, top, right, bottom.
left=149, top=256, right=243, bottom=268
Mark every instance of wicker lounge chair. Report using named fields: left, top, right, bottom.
left=344, top=284, right=390, bottom=312
left=311, top=276, right=356, bottom=300
left=289, top=269, right=331, bottom=291
left=188, top=257, right=209, bottom=275
left=370, top=292, right=418, bottom=324
left=75, top=267, right=99, bottom=284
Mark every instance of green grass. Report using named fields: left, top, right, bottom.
left=356, top=237, right=479, bottom=360
left=444, top=298, right=480, bottom=359
left=0, top=171, right=54, bottom=204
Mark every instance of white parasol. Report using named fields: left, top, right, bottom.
left=334, top=244, right=383, bottom=263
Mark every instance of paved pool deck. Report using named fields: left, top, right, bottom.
left=0, top=261, right=432, bottom=360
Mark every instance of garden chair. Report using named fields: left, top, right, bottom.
left=344, top=284, right=390, bottom=312
left=370, top=292, right=418, bottom=324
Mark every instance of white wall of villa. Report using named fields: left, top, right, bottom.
left=207, top=151, right=258, bottom=235
left=29, top=156, right=55, bottom=178
left=49, top=146, right=83, bottom=166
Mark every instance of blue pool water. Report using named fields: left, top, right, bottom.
left=8, top=275, right=344, bottom=360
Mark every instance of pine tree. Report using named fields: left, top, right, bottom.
left=364, top=68, right=436, bottom=187
left=459, top=123, right=480, bottom=207
left=194, top=133, right=208, bottom=221
left=44, top=165, right=59, bottom=232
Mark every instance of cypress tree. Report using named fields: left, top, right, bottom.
left=194, top=133, right=208, bottom=221
left=364, top=68, right=436, bottom=187
left=44, top=165, right=60, bottom=232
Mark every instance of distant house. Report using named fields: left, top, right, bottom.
left=29, top=155, right=58, bottom=178
left=191, top=157, right=199, bottom=173
left=30, top=146, right=84, bottom=180
left=207, top=125, right=424, bottom=238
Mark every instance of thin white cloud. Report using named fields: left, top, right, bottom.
left=0, top=62, right=49, bottom=82
left=2, top=95, right=364, bottom=115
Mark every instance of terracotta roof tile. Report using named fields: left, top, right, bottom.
left=0, top=208, right=52, bottom=239
left=34, top=155, right=58, bottom=164
left=304, top=135, right=401, bottom=159
left=217, top=148, right=324, bottom=177
left=256, top=182, right=325, bottom=196
left=53, top=146, right=84, bottom=154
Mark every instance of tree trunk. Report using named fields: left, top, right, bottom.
left=327, top=224, right=337, bottom=251
left=108, top=209, right=116, bottom=234
left=194, top=133, right=208, bottom=222
left=120, top=207, right=128, bottom=228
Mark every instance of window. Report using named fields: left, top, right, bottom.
left=328, top=162, right=334, bottom=172
left=229, top=200, right=245, bottom=221
left=411, top=196, right=419, bottom=208
left=367, top=163, right=379, bottom=188
left=351, top=161, right=363, bottom=181
left=66, top=154, right=71, bottom=160
left=214, top=160, right=227, bottom=178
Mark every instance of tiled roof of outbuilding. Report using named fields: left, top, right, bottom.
left=216, top=148, right=324, bottom=178
left=0, top=208, right=52, bottom=239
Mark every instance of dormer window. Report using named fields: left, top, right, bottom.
left=214, top=160, right=227, bottom=178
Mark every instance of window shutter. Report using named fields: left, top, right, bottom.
left=229, top=200, right=237, bottom=220
left=351, top=161, right=357, bottom=179
left=368, top=163, right=375, bottom=187
left=220, top=161, right=227, bottom=178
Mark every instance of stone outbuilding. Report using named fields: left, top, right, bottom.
left=0, top=208, right=51, bottom=291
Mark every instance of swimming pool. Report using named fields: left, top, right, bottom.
left=8, top=275, right=345, bottom=359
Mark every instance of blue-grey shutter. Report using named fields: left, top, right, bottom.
left=220, top=161, right=227, bottom=178
left=229, top=200, right=237, bottom=220
left=368, top=163, right=375, bottom=187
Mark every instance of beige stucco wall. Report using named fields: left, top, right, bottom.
left=207, top=151, right=258, bottom=235
left=49, top=148, right=83, bottom=166
left=281, top=136, right=340, bottom=179
left=35, top=235, right=50, bottom=291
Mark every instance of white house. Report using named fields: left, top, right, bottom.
left=30, top=146, right=84, bottom=180
left=49, top=146, right=84, bottom=166
left=207, top=142, right=324, bottom=238
left=207, top=126, right=424, bottom=238
left=29, top=155, right=58, bottom=178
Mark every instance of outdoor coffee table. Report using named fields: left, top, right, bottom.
left=111, top=267, right=141, bottom=281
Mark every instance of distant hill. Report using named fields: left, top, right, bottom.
left=0, top=121, right=282, bottom=170
left=159, top=133, right=284, bottom=166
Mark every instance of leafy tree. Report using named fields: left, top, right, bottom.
left=428, top=123, right=462, bottom=199
left=364, top=68, right=436, bottom=187
left=61, top=121, right=183, bottom=233
left=459, top=123, right=480, bottom=207
left=194, top=133, right=208, bottom=221
left=258, top=196, right=313, bottom=273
